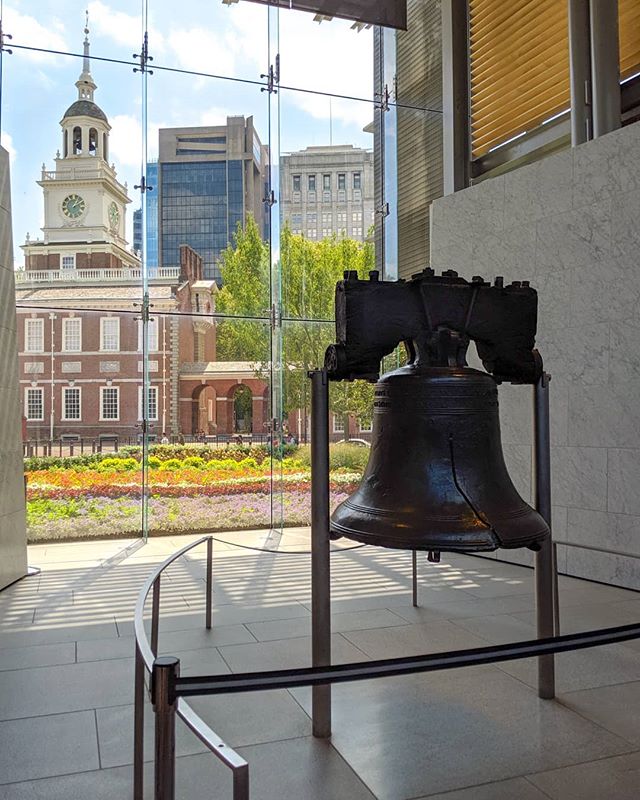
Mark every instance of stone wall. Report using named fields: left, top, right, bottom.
left=0, top=146, right=28, bottom=589
left=429, top=121, right=640, bottom=589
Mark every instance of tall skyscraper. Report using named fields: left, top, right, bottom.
left=279, top=144, right=374, bottom=243
left=157, top=118, right=269, bottom=282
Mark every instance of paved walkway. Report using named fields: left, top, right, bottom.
left=0, top=530, right=638, bottom=799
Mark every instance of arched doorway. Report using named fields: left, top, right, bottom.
left=232, top=385, right=252, bottom=433
left=191, top=384, right=216, bottom=436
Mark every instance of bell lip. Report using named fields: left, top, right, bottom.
left=329, top=521, right=501, bottom=552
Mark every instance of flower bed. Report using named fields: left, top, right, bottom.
left=26, top=490, right=352, bottom=542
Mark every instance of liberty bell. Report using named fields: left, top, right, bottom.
left=324, top=268, right=550, bottom=556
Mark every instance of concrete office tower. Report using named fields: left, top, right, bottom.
left=279, top=145, right=374, bottom=242
left=157, top=118, right=269, bottom=283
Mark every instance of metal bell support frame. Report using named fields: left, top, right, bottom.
left=309, top=367, right=558, bottom=737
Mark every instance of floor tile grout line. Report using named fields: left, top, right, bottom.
left=521, top=745, right=640, bottom=791
left=93, top=707, right=102, bottom=770
left=521, top=774, right=556, bottom=799
left=553, top=694, right=640, bottom=748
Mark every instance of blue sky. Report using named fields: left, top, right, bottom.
left=2, top=0, right=374, bottom=263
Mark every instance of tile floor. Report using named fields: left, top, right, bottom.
left=0, top=529, right=638, bottom=799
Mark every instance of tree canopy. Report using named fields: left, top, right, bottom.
left=215, top=218, right=377, bottom=424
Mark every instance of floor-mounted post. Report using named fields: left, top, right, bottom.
left=153, top=656, right=179, bottom=800
left=310, top=369, right=332, bottom=738
left=533, top=372, right=556, bottom=699
left=133, top=642, right=145, bottom=800
left=412, top=551, right=419, bottom=607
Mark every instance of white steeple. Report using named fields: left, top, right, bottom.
left=75, top=11, right=96, bottom=101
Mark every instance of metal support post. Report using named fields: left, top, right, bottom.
left=589, top=0, right=621, bottom=137
left=233, top=764, right=250, bottom=800
left=205, top=536, right=213, bottom=630
left=442, top=0, right=471, bottom=194
left=133, top=642, right=145, bottom=800
left=310, top=369, right=331, bottom=738
left=412, top=551, right=418, bottom=607
left=152, top=656, right=179, bottom=800
left=533, top=373, right=556, bottom=700
left=151, top=577, right=160, bottom=658
left=568, top=0, right=592, bottom=144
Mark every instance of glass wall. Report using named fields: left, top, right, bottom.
left=3, top=0, right=441, bottom=542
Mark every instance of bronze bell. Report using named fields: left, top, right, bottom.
left=330, top=363, right=550, bottom=553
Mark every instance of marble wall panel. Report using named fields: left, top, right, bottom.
left=611, top=187, right=640, bottom=258
left=503, top=149, right=573, bottom=227
left=607, top=449, right=640, bottom=516
left=532, top=268, right=572, bottom=333
left=572, top=123, right=640, bottom=206
left=609, top=320, right=640, bottom=384
left=567, top=508, right=640, bottom=558
left=551, top=446, right=608, bottom=511
left=565, top=546, right=640, bottom=589
left=535, top=199, right=611, bottom=272
left=430, top=122, right=640, bottom=588
left=537, top=323, right=610, bottom=386
left=471, top=224, right=537, bottom=283
left=570, top=253, right=640, bottom=326
left=568, top=382, right=640, bottom=448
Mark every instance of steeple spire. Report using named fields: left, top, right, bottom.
left=76, top=9, right=97, bottom=101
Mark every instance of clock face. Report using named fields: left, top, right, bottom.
left=62, top=194, right=86, bottom=219
left=108, top=202, right=120, bottom=231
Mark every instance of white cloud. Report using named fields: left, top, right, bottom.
left=1, top=131, right=16, bottom=164
left=276, top=13, right=373, bottom=126
left=109, top=114, right=143, bottom=168
left=3, top=6, right=68, bottom=62
left=169, top=27, right=242, bottom=79
left=87, top=1, right=166, bottom=52
left=109, top=114, right=168, bottom=166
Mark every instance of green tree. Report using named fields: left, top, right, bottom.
left=216, top=220, right=377, bottom=430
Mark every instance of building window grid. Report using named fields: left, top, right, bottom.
left=293, top=175, right=301, bottom=192
left=138, top=385, right=158, bottom=421
left=62, top=387, right=81, bottom=420
left=61, top=254, right=76, bottom=270
left=100, top=317, right=120, bottom=352
left=332, top=415, right=344, bottom=433
left=138, top=318, right=159, bottom=352
left=337, top=173, right=346, bottom=190
left=62, top=317, right=82, bottom=352
left=25, top=318, right=44, bottom=353
left=100, top=386, right=119, bottom=420
left=25, top=387, right=44, bottom=421
left=308, top=174, right=316, bottom=191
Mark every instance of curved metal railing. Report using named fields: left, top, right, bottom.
left=134, top=535, right=640, bottom=800
left=133, top=535, right=249, bottom=800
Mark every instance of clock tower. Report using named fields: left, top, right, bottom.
left=22, top=20, right=139, bottom=272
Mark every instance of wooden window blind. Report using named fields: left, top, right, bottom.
left=619, top=0, right=640, bottom=81
left=469, top=0, right=570, bottom=158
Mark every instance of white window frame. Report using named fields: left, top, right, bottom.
left=332, top=415, right=345, bottom=433
left=100, top=317, right=120, bottom=352
left=138, top=385, right=158, bottom=421
left=25, top=387, right=44, bottom=421
left=359, top=419, right=372, bottom=433
left=24, top=318, right=44, bottom=354
left=137, top=317, right=158, bottom=352
left=62, top=386, right=82, bottom=421
left=62, top=317, right=82, bottom=352
left=100, top=386, right=120, bottom=421
left=61, top=254, right=76, bottom=270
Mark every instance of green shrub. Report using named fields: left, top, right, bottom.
left=96, top=457, right=139, bottom=472
left=147, top=456, right=162, bottom=469
left=295, top=443, right=369, bottom=473
left=183, top=456, right=206, bottom=469
left=158, top=458, right=183, bottom=471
